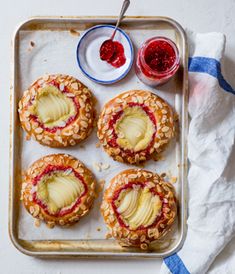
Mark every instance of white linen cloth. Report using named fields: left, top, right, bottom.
left=160, top=33, right=235, bottom=274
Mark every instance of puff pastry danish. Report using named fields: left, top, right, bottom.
left=97, top=90, right=175, bottom=164
left=21, top=154, right=96, bottom=227
left=101, top=169, right=177, bottom=249
left=18, top=74, right=95, bottom=147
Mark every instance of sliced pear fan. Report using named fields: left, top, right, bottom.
left=35, top=86, right=76, bottom=127
left=37, top=173, right=84, bottom=214
left=116, top=186, right=162, bottom=230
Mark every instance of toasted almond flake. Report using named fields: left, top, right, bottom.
left=29, top=206, right=34, bottom=214
left=116, top=98, right=123, bottom=103
left=102, top=163, right=110, bottom=170
left=171, top=176, right=177, bottom=184
left=42, top=139, right=51, bottom=145
left=162, top=109, right=167, bottom=114
left=122, top=93, right=129, bottom=99
left=32, top=204, right=40, bottom=217
left=34, top=219, right=41, bottom=228
left=80, top=120, right=88, bottom=128
left=77, top=167, right=84, bottom=174
left=25, top=122, right=31, bottom=131
left=94, top=162, right=101, bottom=172
left=156, top=101, right=163, bottom=108
left=71, top=82, right=78, bottom=90
left=19, top=101, right=22, bottom=110
left=162, top=126, right=169, bottom=133
left=103, top=209, right=110, bottom=217
left=128, top=173, right=138, bottom=179
left=116, top=156, right=123, bottom=162
left=130, top=233, right=138, bottom=240
left=95, top=142, right=100, bottom=148
left=167, top=218, right=175, bottom=225
left=71, top=134, right=79, bottom=140
left=59, top=220, right=65, bottom=225
left=107, top=129, right=113, bottom=136
left=35, top=127, right=43, bottom=134
left=70, top=139, right=76, bottom=146
left=114, top=106, right=122, bottom=113
left=165, top=131, right=173, bottom=139
left=73, top=125, right=80, bottom=133
left=135, top=154, right=140, bottom=163
left=140, top=235, right=146, bottom=242
left=66, top=93, right=75, bottom=97
left=54, top=135, right=63, bottom=143
left=46, top=222, right=55, bottom=229
left=105, top=108, right=112, bottom=115
left=105, top=232, right=112, bottom=239
left=137, top=96, right=143, bottom=104
left=140, top=243, right=148, bottom=250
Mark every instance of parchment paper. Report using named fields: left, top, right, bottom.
left=18, top=28, right=181, bottom=241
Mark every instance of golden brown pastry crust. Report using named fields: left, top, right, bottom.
left=18, top=74, right=95, bottom=147
left=100, top=169, right=177, bottom=250
left=21, top=154, right=96, bottom=227
left=97, top=90, right=175, bottom=164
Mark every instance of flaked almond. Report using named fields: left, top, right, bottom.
left=71, top=82, right=79, bottom=90
left=35, top=127, right=43, bottom=134
left=34, top=219, right=41, bottom=228
left=102, top=163, right=110, bottom=170
left=162, top=126, right=169, bottom=132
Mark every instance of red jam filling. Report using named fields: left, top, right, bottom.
left=29, top=80, right=80, bottom=133
left=100, top=40, right=126, bottom=68
left=32, top=165, right=87, bottom=217
left=111, top=182, right=167, bottom=231
left=107, top=103, right=156, bottom=157
left=144, top=40, right=176, bottom=73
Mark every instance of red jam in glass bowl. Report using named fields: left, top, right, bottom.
left=135, top=37, right=180, bottom=86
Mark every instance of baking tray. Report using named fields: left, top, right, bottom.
left=9, top=16, right=188, bottom=258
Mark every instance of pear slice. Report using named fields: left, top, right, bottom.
left=37, top=172, right=84, bottom=214
left=117, top=188, right=139, bottom=218
left=115, top=106, right=155, bottom=152
left=34, top=85, right=76, bottom=128
left=116, top=186, right=162, bottom=230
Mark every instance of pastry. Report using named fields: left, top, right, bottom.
left=18, top=74, right=95, bottom=147
left=101, top=169, right=177, bottom=250
left=97, top=90, right=175, bottom=164
left=21, top=154, right=96, bottom=227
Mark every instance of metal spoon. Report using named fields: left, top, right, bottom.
left=100, top=0, right=130, bottom=61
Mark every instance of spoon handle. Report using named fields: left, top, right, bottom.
left=111, top=0, right=130, bottom=40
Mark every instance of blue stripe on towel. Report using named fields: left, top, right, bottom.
left=188, top=56, right=235, bottom=95
left=164, top=253, right=190, bottom=274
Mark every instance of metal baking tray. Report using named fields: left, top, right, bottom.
left=9, top=16, right=188, bottom=258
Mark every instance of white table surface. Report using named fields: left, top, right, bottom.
left=1, top=0, right=235, bottom=273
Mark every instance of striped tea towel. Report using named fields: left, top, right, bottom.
left=160, top=32, right=235, bottom=274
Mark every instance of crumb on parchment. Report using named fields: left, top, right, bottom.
left=69, top=29, right=80, bottom=37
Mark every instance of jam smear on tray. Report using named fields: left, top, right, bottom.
left=100, top=40, right=126, bottom=68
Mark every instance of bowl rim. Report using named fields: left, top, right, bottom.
left=76, top=24, right=134, bottom=84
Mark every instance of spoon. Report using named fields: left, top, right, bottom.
left=100, top=0, right=130, bottom=61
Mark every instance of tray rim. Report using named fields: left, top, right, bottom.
left=9, top=15, right=188, bottom=258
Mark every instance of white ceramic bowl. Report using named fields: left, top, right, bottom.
left=76, top=25, right=134, bottom=84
